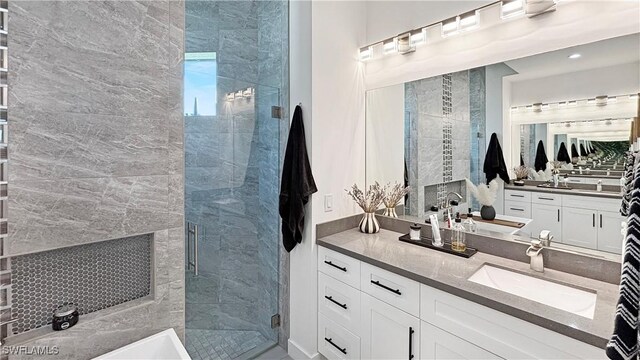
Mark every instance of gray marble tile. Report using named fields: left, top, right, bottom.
left=8, top=175, right=181, bottom=255
left=9, top=111, right=169, bottom=181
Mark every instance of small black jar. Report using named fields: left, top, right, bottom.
left=52, top=303, right=79, bottom=331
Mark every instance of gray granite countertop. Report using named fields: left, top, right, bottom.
left=505, top=183, right=621, bottom=199
left=318, top=228, right=618, bottom=349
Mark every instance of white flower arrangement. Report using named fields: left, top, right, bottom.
left=465, top=179, right=499, bottom=207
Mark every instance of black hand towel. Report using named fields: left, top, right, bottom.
left=571, top=143, right=579, bottom=158
left=483, top=133, right=510, bottom=184
left=607, top=153, right=640, bottom=360
left=279, top=105, right=317, bottom=253
left=534, top=140, right=548, bottom=172
left=557, top=142, right=571, bottom=163
left=580, top=144, right=588, bottom=157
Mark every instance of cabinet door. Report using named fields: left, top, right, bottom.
left=361, top=293, right=420, bottom=360
left=420, top=321, right=502, bottom=360
left=598, top=211, right=625, bottom=254
left=562, top=207, right=597, bottom=249
left=529, top=204, right=562, bottom=241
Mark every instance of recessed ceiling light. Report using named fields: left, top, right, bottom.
left=568, top=53, right=581, bottom=59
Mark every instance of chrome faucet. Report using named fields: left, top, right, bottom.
left=526, top=230, right=553, bottom=272
left=442, top=191, right=463, bottom=220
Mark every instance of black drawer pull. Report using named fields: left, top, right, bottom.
left=325, top=337, right=347, bottom=354
left=539, top=197, right=555, bottom=201
left=593, top=213, right=596, bottom=227
left=409, top=327, right=415, bottom=360
left=324, top=295, right=347, bottom=309
left=510, top=208, right=524, bottom=212
left=371, top=280, right=402, bottom=295
left=510, top=194, right=524, bottom=198
left=557, top=209, right=560, bottom=222
left=324, top=260, right=347, bottom=272
left=600, top=214, right=603, bottom=228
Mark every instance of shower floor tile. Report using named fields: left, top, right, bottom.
left=186, top=329, right=269, bottom=360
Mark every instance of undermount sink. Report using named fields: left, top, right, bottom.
left=468, top=264, right=597, bottom=319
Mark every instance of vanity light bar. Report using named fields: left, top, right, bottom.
left=514, top=93, right=638, bottom=112
left=357, top=0, right=531, bottom=62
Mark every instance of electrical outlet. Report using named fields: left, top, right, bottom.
left=324, top=194, right=333, bottom=212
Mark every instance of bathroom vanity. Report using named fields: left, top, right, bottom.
left=315, top=228, right=614, bottom=360
left=504, top=186, right=624, bottom=253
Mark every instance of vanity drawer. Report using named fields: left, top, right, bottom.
left=504, top=200, right=531, bottom=219
left=318, top=272, right=361, bottom=334
left=563, top=194, right=620, bottom=212
left=318, top=313, right=361, bottom=360
left=420, top=285, right=604, bottom=359
left=531, top=192, right=561, bottom=206
left=361, top=262, right=420, bottom=317
left=504, top=190, right=531, bottom=202
left=319, top=246, right=361, bottom=289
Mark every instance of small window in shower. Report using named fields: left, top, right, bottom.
left=184, top=52, right=217, bottom=116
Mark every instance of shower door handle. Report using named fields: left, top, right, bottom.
left=187, top=222, right=199, bottom=276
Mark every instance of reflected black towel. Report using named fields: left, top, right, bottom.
left=483, top=133, right=510, bottom=184
left=571, top=143, right=579, bottom=158
left=580, top=144, right=588, bottom=157
left=279, top=105, right=317, bottom=253
left=534, top=140, right=548, bottom=172
left=520, top=153, right=525, bottom=167
left=557, top=142, right=571, bottom=163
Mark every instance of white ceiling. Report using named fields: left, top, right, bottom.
left=505, top=33, right=640, bottom=82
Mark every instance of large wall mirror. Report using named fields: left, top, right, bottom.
left=365, top=33, right=639, bottom=256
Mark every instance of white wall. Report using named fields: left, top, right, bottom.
left=288, top=1, right=367, bottom=359
left=510, top=62, right=640, bottom=105
left=366, top=84, right=405, bottom=188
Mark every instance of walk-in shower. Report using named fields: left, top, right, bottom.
left=183, top=1, right=288, bottom=359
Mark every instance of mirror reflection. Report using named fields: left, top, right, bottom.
left=365, top=33, right=640, bottom=255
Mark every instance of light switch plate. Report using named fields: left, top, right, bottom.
left=324, top=194, right=333, bottom=212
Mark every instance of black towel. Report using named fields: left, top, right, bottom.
left=483, top=133, right=510, bottom=184
left=520, top=153, right=525, bottom=167
left=571, top=143, right=579, bottom=158
left=279, top=105, right=317, bottom=253
left=557, top=142, right=571, bottom=163
left=607, top=153, right=640, bottom=359
left=580, top=144, right=588, bottom=157
left=534, top=140, right=548, bottom=172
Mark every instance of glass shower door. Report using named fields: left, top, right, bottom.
left=183, top=79, right=282, bottom=359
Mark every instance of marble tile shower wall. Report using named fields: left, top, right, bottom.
left=7, top=1, right=185, bottom=358
left=184, top=0, right=288, bottom=348
left=405, top=71, right=471, bottom=217
left=469, top=67, right=487, bottom=210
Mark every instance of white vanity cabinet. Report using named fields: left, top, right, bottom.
left=361, top=293, right=420, bottom=360
left=503, top=189, right=624, bottom=254
left=530, top=203, right=562, bottom=242
left=316, top=246, right=605, bottom=360
left=420, top=321, right=500, bottom=360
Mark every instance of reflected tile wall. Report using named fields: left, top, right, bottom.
left=469, top=67, right=487, bottom=210
left=405, top=70, right=472, bottom=217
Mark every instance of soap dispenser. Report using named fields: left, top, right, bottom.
left=463, top=208, right=477, bottom=233
left=597, top=180, right=602, bottom=192
left=451, top=213, right=466, bottom=253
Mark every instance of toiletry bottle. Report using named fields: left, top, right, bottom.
left=463, top=208, right=477, bottom=233
left=451, top=214, right=466, bottom=252
left=597, top=180, right=602, bottom=192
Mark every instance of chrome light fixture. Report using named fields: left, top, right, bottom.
left=525, top=0, right=557, bottom=18
left=359, top=46, right=373, bottom=61
left=501, top=0, right=525, bottom=19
